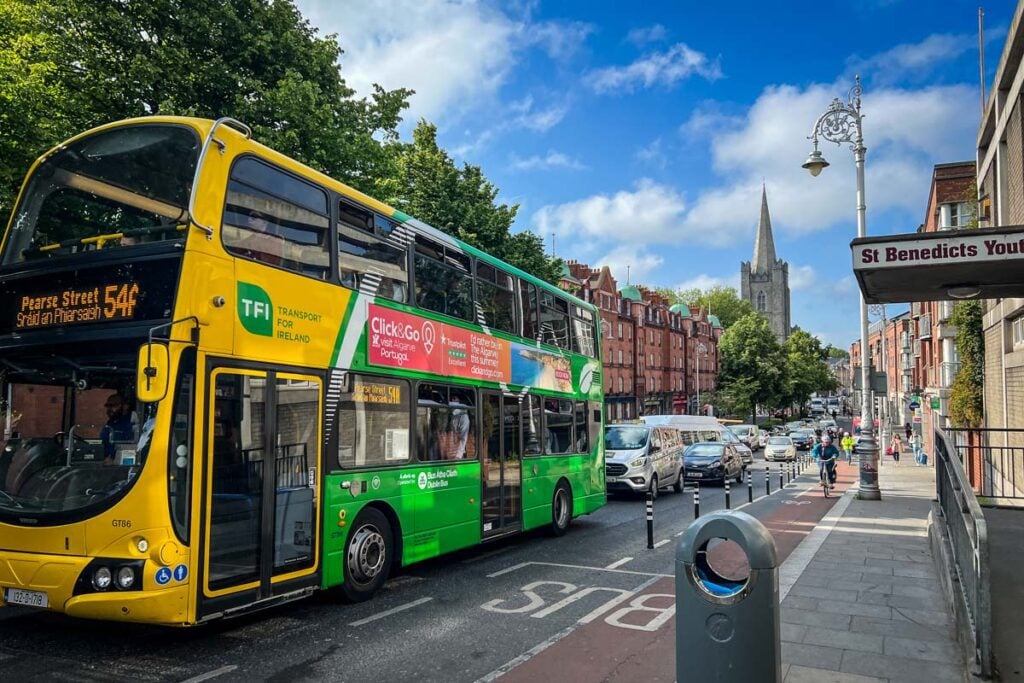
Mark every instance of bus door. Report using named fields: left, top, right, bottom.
left=481, top=392, right=522, bottom=539
left=198, top=367, right=322, bottom=617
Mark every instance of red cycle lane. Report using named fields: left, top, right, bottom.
left=492, top=461, right=859, bottom=683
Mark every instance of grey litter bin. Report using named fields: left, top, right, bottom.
left=676, top=510, right=780, bottom=682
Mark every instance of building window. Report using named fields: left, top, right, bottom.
left=1012, top=315, right=1024, bottom=349
left=617, top=349, right=623, bottom=364
left=949, top=202, right=973, bottom=228
left=618, top=322, right=623, bottom=339
left=618, top=376, right=624, bottom=393
left=756, top=291, right=767, bottom=312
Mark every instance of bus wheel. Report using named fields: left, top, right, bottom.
left=550, top=483, right=573, bottom=537
left=341, top=508, right=393, bottom=602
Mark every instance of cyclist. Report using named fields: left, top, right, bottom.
left=812, top=434, right=840, bottom=490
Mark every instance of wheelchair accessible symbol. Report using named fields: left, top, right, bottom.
left=173, top=564, right=188, bottom=582
left=156, top=567, right=172, bottom=585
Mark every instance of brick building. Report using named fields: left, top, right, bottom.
left=560, top=261, right=722, bottom=420
left=849, top=312, right=913, bottom=427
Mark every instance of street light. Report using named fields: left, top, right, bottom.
left=869, top=304, right=890, bottom=456
left=695, top=341, right=707, bottom=415
left=803, top=75, right=881, bottom=500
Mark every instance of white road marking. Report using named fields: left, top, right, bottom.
left=778, top=489, right=856, bottom=601
left=474, top=575, right=662, bottom=682
left=488, top=561, right=671, bottom=579
left=653, top=539, right=671, bottom=548
left=604, top=557, right=633, bottom=569
left=347, top=597, right=433, bottom=626
left=182, top=666, right=238, bottom=683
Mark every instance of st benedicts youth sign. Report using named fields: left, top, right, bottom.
left=853, top=231, right=1024, bottom=270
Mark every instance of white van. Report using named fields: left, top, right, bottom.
left=641, top=415, right=725, bottom=446
left=604, top=424, right=685, bottom=499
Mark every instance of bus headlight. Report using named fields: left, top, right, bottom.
left=116, top=566, right=136, bottom=590
left=92, top=567, right=112, bottom=590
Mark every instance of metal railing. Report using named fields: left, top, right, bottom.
left=947, top=428, right=1024, bottom=500
left=934, top=428, right=991, bottom=677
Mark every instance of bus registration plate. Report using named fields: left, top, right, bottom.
left=5, top=588, right=48, bottom=608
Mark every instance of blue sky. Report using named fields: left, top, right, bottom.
left=295, top=0, right=1014, bottom=349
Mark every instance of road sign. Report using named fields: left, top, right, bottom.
left=909, top=401, right=920, bottom=410
left=931, top=396, right=940, bottom=410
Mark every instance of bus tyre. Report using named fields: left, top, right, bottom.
left=550, top=483, right=573, bottom=537
left=341, top=507, right=393, bottom=603
left=673, top=469, right=685, bottom=493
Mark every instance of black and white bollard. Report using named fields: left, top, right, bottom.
left=693, top=482, right=701, bottom=519
left=747, top=469, right=753, bottom=503
left=646, top=490, right=654, bottom=549
left=765, top=465, right=771, bottom=496
left=725, top=477, right=731, bottom=510
left=779, top=463, right=784, bottom=490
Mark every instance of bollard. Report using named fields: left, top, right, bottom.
left=646, top=490, right=654, bottom=550
left=693, top=482, right=701, bottom=519
left=747, top=469, right=753, bottom=503
left=725, top=477, right=731, bottom=510
left=676, top=511, right=782, bottom=682
left=778, top=463, right=784, bottom=490
left=765, top=465, right=770, bottom=496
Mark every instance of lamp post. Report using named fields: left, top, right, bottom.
left=803, top=75, right=881, bottom=500
left=870, top=303, right=890, bottom=452
left=695, top=341, right=707, bottom=415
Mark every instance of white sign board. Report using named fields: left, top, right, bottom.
left=853, top=233, right=1024, bottom=270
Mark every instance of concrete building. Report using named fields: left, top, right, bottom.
left=977, top=3, right=1024, bottom=466
left=741, top=185, right=791, bottom=342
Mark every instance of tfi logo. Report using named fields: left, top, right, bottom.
left=237, top=281, right=273, bottom=336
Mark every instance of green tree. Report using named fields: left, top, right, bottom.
left=383, top=121, right=560, bottom=283
left=782, top=330, right=836, bottom=408
left=826, top=346, right=850, bottom=360
left=677, top=286, right=755, bottom=329
left=949, top=300, right=984, bottom=427
left=717, top=313, right=786, bottom=421
left=0, top=0, right=411, bottom=214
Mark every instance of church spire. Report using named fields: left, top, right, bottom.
left=752, top=183, right=777, bottom=273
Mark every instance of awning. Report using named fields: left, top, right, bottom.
left=851, top=225, right=1024, bottom=303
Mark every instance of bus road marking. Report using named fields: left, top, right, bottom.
left=182, top=666, right=238, bottom=683
left=653, top=539, right=670, bottom=548
left=487, top=561, right=671, bottom=579
left=348, top=597, right=433, bottom=626
left=604, top=557, right=633, bottom=569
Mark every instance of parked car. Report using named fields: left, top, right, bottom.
left=720, top=428, right=753, bottom=466
left=757, top=429, right=770, bottom=449
left=788, top=430, right=813, bottom=450
left=785, top=420, right=804, bottom=433
left=604, top=424, right=685, bottom=499
left=764, top=436, right=797, bottom=462
left=728, top=424, right=759, bottom=450
left=683, top=442, right=744, bottom=484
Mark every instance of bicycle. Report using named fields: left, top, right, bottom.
left=819, top=458, right=836, bottom=498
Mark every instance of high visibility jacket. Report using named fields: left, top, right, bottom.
left=841, top=436, right=854, bottom=451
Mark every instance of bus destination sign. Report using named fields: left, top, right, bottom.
left=17, top=282, right=140, bottom=330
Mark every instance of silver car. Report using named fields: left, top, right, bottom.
left=719, top=428, right=753, bottom=466
left=764, top=436, right=797, bottom=462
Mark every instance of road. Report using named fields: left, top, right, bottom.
left=0, top=447, right=840, bottom=682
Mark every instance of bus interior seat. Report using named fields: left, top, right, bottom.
left=5, top=438, right=62, bottom=497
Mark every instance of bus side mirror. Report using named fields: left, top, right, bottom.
left=137, top=343, right=170, bottom=403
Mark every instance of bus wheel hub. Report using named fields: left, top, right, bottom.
left=348, top=525, right=386, bottom=583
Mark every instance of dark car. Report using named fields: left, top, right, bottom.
left=788, top=431, right=813, bottom=450
left=683, top=442, right=744, bottom=484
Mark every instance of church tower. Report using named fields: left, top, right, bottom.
left=740, top=185, right=791, bottom=342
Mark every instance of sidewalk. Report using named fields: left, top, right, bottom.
left=778, top=450, right=968, bottom=682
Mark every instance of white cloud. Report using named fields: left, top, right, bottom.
left=674, top=273, right=740, bottom=292
left=598, top=245, right=664, bottom=284
left=847, top=33, right=973, bottom=83
left=509, top=95, right=569, bottom=132
left=532, top=179, right=687, bottom=243
left=635, top=138, right=667, bottom=168
left=294, top=1, right=586, bottom=126
left=587, top=43, right=722, bottom=94
left=789, top=265, right=817, bottom=290
left=510, top=151, right=585, bottom=171
left=626, top=24, right=668, bottom=47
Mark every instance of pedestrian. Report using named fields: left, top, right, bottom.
left=841, top=431, right=854, bottom=463
left=910, top=432, right=924, bottom=465
left=904, top=422, right=912, bottom=440
left=889, top=432, right=902, bottom=462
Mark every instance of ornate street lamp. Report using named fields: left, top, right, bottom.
left=803, top=75, right=881, bottom=500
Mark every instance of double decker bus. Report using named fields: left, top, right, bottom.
left=0, top=117, right=605, bottom=625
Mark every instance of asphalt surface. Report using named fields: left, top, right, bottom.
left=0, top=448, right=821, bottom=682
